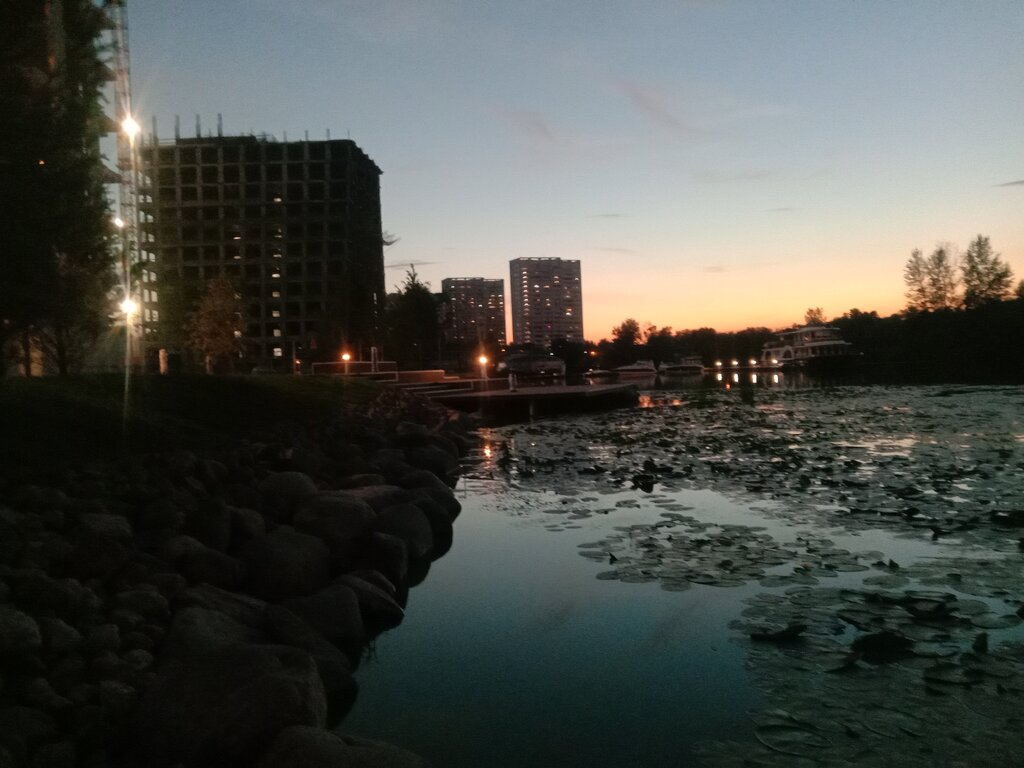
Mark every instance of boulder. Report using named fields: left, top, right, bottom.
left=230, top=505, right=267, bottom=544
left=179, top=547, right=247, bottom=590
left=264, top=606, right=358, bottom=720
left=336, top=473, right=386, bottom=489
left=372, top=504, right=434, bottom=561
left=339, top=484, right=411, bottom=512
left=67, top=514, right=132, bottom=579
left=257, top=727, right=432, bottom=768
left=135, top=498, right=185, bottom=534
left=398, top=469, right=454, bottom=496
left=183, top=495, right=233, bottom=552
left=335, top=574, right=404, bottom=630
left=240, top=528, right=333, bottom=601
left=133, top=645, right=327, bottom=767
left=175, top=584, right=268, bottom=628
left=363, top=532, right=409, bottom=586
left=161, top=606, right=264, bottom=661
left=0, top=606, right=41, bottom=653
left=403, top=445, right=458, bottom=479
left=258, top=472, right=318, bottom=522
left=411, top=487, right=461, bottom=521
left=37, top=617, right=82, bottom=654
left=115, top=588, right=170, bottom=620
left=0, top=706, right=58, bottom=761
left=409, top=497, right=453, bottom=558
left=284, top=584, right=364, bottom=651
left=293, top=493, right=376, bottom=558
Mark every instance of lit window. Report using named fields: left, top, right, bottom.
left=272, top=347, right=283, bottom=357
left=272, top=310, right=281, bottom=318
left=271, top=290, right=281, bottom=298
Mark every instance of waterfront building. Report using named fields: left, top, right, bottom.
left=139, top=134, right=385, bottom=369
left=509, top=258, right=583, bottom=348
left=441, top=277, right=506, bottom=346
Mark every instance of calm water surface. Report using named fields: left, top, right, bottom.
left=343, top=384, right=1024, bottom=767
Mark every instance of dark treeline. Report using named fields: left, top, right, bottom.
left=561, top=297, right=1024, bottom=383
left=833, top=299, right=1024, bottom=383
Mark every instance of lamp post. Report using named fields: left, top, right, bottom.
left=120, top=115, right=142, bottom=371
left=341, top=352, right=351, bottom=375
left=119, top=296, right=137, bottom=443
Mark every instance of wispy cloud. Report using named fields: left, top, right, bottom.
left=588, top=212, right=627, bottom=219
left=994, top=179, right=1024, bottom=187
left=614, top=80, right=702, bottom=136
left=702, top=265, right=728, bottom=273
left=692, top=169, right=775, bottom=183
left=494, top=108, right=559, bottom=145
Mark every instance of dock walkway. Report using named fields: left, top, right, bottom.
left=428, top=382, right=638, bottom=423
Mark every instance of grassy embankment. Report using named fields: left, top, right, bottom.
left=0, top=374, right=384, bottom=476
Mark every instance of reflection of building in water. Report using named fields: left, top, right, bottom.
left=509, top=257, right=583, bottom=349
left=441, top=277, right=506, bottom=345
left=761, top=325, right=853, bottom=367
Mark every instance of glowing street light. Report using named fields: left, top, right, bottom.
left=341, top=352, right=351, bottom=375
left=121, top=115, right=141, bottom=140
left=478, top=355, right=488, bottom=381
left=113, top=216, right=125, bottom=229
left=119, top=297, right=137, bottom=316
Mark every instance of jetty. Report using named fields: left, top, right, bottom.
left=426, top=382, right=639, bottom=423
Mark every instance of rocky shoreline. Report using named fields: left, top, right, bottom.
left=0, top=388, right=475, bottom=767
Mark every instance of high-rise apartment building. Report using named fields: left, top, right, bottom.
left=139, top=135, right=384, bottom=369
left=441, top=277, right=506, bottom=346
left=509, top=258, right=583, bottom=348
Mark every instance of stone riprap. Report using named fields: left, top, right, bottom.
left=0, top=393, right=474, bottom=768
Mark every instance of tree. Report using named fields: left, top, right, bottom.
left=608, top=318, right=641, bottom=367
left=961, top=235, right=1013, bottom=308
left=904, top=245, right=959, bottom=311
left=804, top=307, right=826, bottom=325
left=0, top=1, right=115, bottom=375
left=185, top=277, right=243, bottom=373
left=1017, top=279, right=1024, bottom=300
left=382, top=267, right=442, bottom=369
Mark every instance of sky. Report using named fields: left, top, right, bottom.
left=127, top=0, right=1024, bottom=340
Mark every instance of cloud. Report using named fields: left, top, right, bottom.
left=702, top=265, right=728, bottom=273
left=493, top=108, right=559, bottom=145
left=994, top=179, right=1024, bottom=187
left=614, top=80, right=702, bottom=136
left=588, top=212, right=627, bottom=219
left=692, top=169, right=775, bottom=183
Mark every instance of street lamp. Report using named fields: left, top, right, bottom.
left=478, top=355, right=488, bottom=382
left=341, top=352, right=351, bottom=375
left=121, top=115, right=141, bottom=140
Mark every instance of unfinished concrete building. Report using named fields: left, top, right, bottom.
left=139, top=134, right=384, bottom=369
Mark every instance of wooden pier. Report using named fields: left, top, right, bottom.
left=428, top=382, right=639, bottom=423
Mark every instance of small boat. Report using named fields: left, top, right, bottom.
left=584, top=368, right=614, bottom=380
left=614, top=360, right=658, bottom=378
left=658, top=356, right=704, bottom=376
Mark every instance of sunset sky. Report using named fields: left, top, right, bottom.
left=128, top=0, right=1024, bottom=340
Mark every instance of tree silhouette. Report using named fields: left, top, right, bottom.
left=961, top=235, right=1013, bottom=308
left=904, top=246, right=959, bottom=311
left=0, top=1, right=114, bottom=375
left=804, top=307, right=826, bottom=325
left=185, top=277, right=243, bottom=373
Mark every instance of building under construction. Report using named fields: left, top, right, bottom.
left=138, top=134, right=386, bottom=370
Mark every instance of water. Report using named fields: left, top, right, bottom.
left=342, top=384, right=1024, bottom=767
